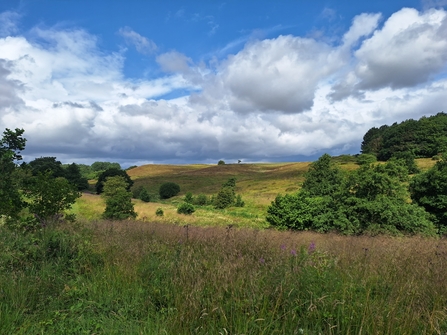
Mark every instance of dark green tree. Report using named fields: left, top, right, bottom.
left=64, top=163, right=89, bottom=190
left=159, top=182, right=180, bottom=199
left=96, top=168, right=133, bottom=194
left=301, top=153, right=344, bottom=197
left=24, top=173, right=81, bottom=226
left=139, top=188, right=151, bottom=202
left=214, top=187, right=235, bottom=209
left=29, top=157, right=65, bottom=178
left=0, top=128, right=26, bottom=221
left=410, top=155, right=447, bottom=232
left=91, top=161, right=121, bottom=171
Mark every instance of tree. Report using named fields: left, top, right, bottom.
left=29, top=157, right=65, bottom=178
left=410, top=155, right=447, bottom=232
left=159, top=182, right=180, bottom=199
left=267, top=154, right=435, bottom=236
left=64, top=163, right=89, bottom=190
left=101, top=176, right=137, bottom=220
left=214, top=187, right=235, bottom=209
left=96, top=168, right=133, bottom=194
left=301, top=154, right=344, bottom=197
left=0, top=128, right=26, bottom=221
left=24, top=173, right=81, bottom=226
left=218, top=160, right=225, bottom=165
left=177, top=202, right=195, bottom=215
left=139, top=188, right=151, bottom=202
left=91, top=161, right=121, bottom=171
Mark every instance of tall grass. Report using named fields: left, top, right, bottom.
left=2, top=220, right=446, bottom=334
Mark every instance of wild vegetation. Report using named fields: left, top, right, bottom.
left=1, top=127, right=447, bottom=334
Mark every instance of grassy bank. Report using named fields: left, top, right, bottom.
left=1, top=220, right=446, bottom=334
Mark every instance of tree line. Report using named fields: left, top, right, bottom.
left=361, top=112, right=447, bottom=160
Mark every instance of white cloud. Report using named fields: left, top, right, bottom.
left=1, top=8, right=447, bottom=165
left=118, top=26, right=157, bottom=55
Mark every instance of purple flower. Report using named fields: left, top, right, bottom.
left=290, top=249, right=297, bottom=256
left=308, top=242, right=316, bottom=254
left=259, top=257, right=265, bottom=264
left=280, top=244, right=286, bottom=251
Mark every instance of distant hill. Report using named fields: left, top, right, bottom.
left=361, top=112, right=447, bottom=160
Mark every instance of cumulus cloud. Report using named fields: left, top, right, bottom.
left=0, top=11, right=20, bottom=37
left=118, top=26, right=157, bottom=55
left=1, top=7, right=447, bottom=165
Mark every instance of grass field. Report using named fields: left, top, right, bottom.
left=74, top=157, right=437, bottom=229
left=1, top=156, right=445, bottom=334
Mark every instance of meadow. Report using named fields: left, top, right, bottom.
left=1, top=157, right=445, bottom=334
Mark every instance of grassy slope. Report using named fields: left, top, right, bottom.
left=73, top=158, right=437, bottom=229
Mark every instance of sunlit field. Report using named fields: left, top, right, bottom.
left=1, top=157, right=445, bottom=334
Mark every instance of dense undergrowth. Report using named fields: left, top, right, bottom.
left=2, top=220, right=447, bottom=334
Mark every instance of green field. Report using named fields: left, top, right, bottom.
left=2, top=157, right=445, bottom=334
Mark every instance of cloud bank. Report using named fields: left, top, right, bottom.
left=0, top=7, right=447, bottom=165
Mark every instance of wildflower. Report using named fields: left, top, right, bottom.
left=259, top=257, right=265, bottom=264
left=280, top=244, right=286, bottom=251
left=290, top=249, right=297, bottom=256
left=308, top=242, right=316, bottom=254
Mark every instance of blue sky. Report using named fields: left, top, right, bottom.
left=0, top=0, right=446, bottom=166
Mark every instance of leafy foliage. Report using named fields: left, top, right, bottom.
left=177, top=202, right=195, bottom=215
left=155, top=208, right=164, bottom=216
left=139, top=188, right=151, bottom=202
left=24, top=173, right=81, bottom=226
left=361, top=112, right=447, bottom=160
left=101, top=176, right=137, bottom=220
left=28, top=157, right=66, bottom=178
left=214, top=187, right=235, bottom=209
left=96, top=168, right=133, bottom=194
left=184, top=192, right=193, bottom=204
left=159, top=182, right=180, bottom=199
left=410, top=155, right=447, bottom=233
left=267, top=154, right=435, bottom=236
left=0, top=128, right=26, bottom=221
left=217, top=160, right=225, bottom=165
left=64, top=163, right=89, bottom=190
left=194, top=194, right=208, bottom=206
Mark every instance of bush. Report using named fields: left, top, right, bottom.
left=139, top=188, right=151, bottom=202
left=214, top=187, right=235, bottom=209
left=218, top=160, right=225, bottom=165
left=159, top=182, right=180, bottom=199
left=184, top=192, right=193, bottom=204
left=155, top=208, right=164, bottom=216
left=96, top=168, right=133, bottom=194
left=235, top=194, right=245, bottom=207
left=356, top=154, right=377, bottom=166
left=177, top=203, right=195, bottom=215
left=195, top=194, right=208, bottom=206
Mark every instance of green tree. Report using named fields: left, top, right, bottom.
left=91, top=161, right=121, bottom=171
left=159, top=182, right=180, bottom=199
left=96, top=168, right=133, bottom=194
left=214, top=187, right=235, bottom=209
left=177, top=202, right=195, bottom=215
left=64, top=163, right=89, bottom=190
left=301, top=154, right=344, bottom=197
left=101, top=176, right=137, bottom=220
left=410, top=155, right=447, bottom=232
left=0, top=128, right=26, bottom=221
left=139, top=188, right=151, bottom=202
left=184, top=192, right=194, bottom=204
left=29, top=157, right=65, bottom=178
left=24, top=173, right=81, bottom=226
left=218, top=160, right=225, bottom=165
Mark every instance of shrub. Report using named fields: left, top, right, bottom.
left=139, top=188, right=151, bottom=202
left=214, top=187, right=235, bottom=209
left=96, top=168, right=133, bottom=194
left=356, top=153, right=377, bottom=166
left=159, top=182, right=180, bottom=199
left=218, top=160, right=225, bottom=165
left=235, top=194, right=245, bottom=207
left=195, top=194, right=208, bottom=206
left=155, top=208, right=164, bottom=216
left=184, top=192, right=193, bottom=204
left=177, top=203, right=195, bottom=215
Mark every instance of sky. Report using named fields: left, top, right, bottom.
left=1, top=0, right=447, bottom=167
